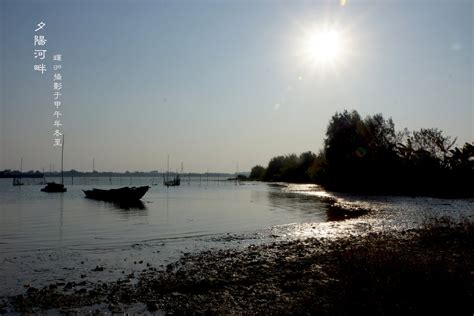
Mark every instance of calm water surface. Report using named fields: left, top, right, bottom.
left=0, top=177, right=330, bottom=295
left=0, top=177, right=473, bottom=296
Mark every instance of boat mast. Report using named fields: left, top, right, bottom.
left=61, top=134, right=64, bottom=185
left=19, top=157, right=23, bottom=184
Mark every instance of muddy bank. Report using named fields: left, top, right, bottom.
left=4, top=220, right=473, bottom=315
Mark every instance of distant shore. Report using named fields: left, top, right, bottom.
left=3, top=218, right=473, bottom=314
left=0, top=170, right=242, bottom=179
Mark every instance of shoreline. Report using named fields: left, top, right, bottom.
left=3, top=219, right=473, bottom=314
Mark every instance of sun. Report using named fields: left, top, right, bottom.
left=301, top=26, right=345, bottom=67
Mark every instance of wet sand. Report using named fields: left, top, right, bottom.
left=3, top=219, right=473, bottom=314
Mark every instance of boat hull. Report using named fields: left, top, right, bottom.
left=41, top=182, right=67, bottom=192
left=164, top=176, right=181, bottom=187
left=83, top=186, right=150, bottom=202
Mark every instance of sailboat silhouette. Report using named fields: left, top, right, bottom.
left=41, top=134, right=67, bottom=193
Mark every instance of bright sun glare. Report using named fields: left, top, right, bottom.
left=301, top=27, right=345, bottom=67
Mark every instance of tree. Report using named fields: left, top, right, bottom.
left=254, top=109, right=471, bottom=197
left=320, top=110, right=399, bottom=190
left=249, top=165, right=265, bottom=180
left=407, top=128, right=456, bottom=162
left=448, top=142, right=474, bottom=170
left=263, top=155, right=286, bottom=181
left=324, top=110, right=364, bottom=167
left=363, top=113, right=397, bottom=158
left=260, top=152, right=316, bottom=182
left=308, top=150, right=328, bottom=183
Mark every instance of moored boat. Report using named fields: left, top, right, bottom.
left=13, top=157, right=24, bottom=186
left=164, top=175, right=180, bottom=187
left=83, top=186, right=150, bottom=202
left=41, top=182, right=67, bottom=192
left=13, top=177, right=24, bottom=186
left=163, top=155, right=181, bottom=187
left=42, top=134, right=67, bottom=193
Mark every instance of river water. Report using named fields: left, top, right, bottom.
left=0, top=177, right=473, bottom=296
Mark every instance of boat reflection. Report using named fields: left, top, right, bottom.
left=84, top=198, right=147, bottom=211
left=112, top=200, right=147, bottom=210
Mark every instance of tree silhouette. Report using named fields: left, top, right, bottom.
left=249, top=165, right=265, bottom=180
left=251, top=110, right=473, bottom=197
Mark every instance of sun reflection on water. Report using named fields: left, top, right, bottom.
left=271, top=183, right=474, bottom=241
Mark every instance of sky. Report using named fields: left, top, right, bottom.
left=0, top=0, right=472, bottom=173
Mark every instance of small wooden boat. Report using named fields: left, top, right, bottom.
left=83, top=186, right=150, bottom=202
left=41, top=182, right=67, bottom=192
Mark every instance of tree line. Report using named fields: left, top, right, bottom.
left=249, top=110, right=473, bottom=197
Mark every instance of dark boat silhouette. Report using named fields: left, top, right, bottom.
left=13, top=157, right=24, bottom=186
left=41, top=182, right=67, bottom=192
left=41, top=134, right=67, bottom=193
left=163, top=154, right=181, bottom=187
left=83, top=186, right=150, bottom=202
left=13, top=177, right=24, bottom=186
left=164, top=175, right=180, bottom=187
